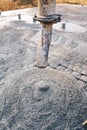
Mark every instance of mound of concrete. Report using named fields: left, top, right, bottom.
left=0, top=68, right=86, bottom=130
left=0, top=4, right=87, bottom=130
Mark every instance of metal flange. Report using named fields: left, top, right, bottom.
left=33, top=14, right=62, bottom=23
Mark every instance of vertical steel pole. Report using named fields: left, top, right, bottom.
left=35, top=0, right=56, bottom=68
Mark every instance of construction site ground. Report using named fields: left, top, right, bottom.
left=0, top=4, right=87, bottom=130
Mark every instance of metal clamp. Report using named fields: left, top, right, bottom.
left=33, top=14, right=62, bottom=23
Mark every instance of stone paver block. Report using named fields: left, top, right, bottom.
left=80, top=76, right=87, bottom=83
left=57, top=65, right=66, bottom=71
left=65, top=68, right=73, bottom=74
left=71, top=71, right=81, bottom=79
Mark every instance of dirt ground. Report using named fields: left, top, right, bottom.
left=0, top=4, right=87, bottom=130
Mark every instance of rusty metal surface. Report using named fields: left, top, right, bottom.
left=35, top=23, right=52, bottom=67
left=33, top=14, right=62, bottom=23
left=35, top=0, right=61, bottom=67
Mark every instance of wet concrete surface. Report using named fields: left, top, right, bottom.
left=0, top=4, right=87, bottom=130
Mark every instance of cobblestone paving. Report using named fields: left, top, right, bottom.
left=49, top=63, right=87, bottom=84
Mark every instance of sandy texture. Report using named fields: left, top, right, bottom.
left=0, top=4, right=87, bottom=130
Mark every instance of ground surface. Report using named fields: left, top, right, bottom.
left=0, top=4, right=87, bottom=130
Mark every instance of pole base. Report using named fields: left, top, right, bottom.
left=34, top=63, right=49, bottom=68
left=35, top=46, right=49, bottom=68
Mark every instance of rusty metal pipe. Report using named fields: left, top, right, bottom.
left=36, top=23, right=52, bottom=67
left=34, top=0, right=61, bottom=68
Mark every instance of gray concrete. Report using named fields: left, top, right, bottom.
left=0, top=4, right=87, bottom=130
